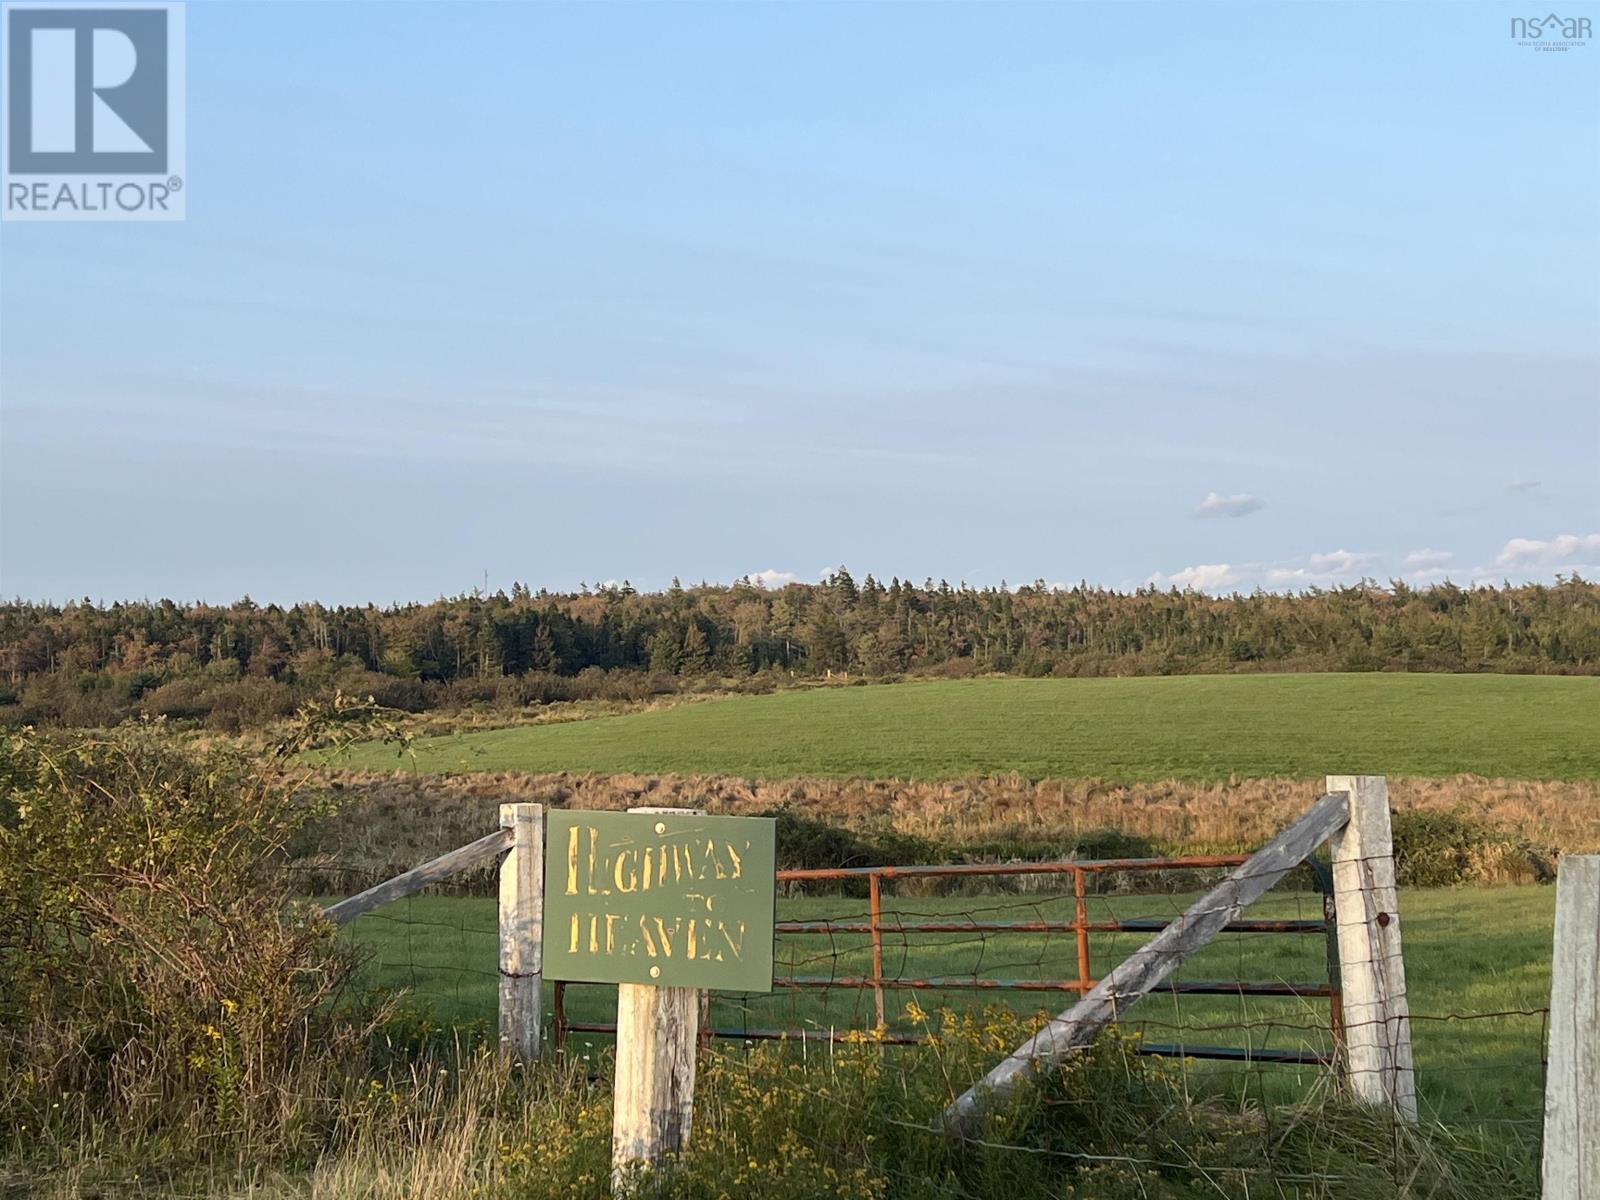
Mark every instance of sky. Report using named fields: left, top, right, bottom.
left=1, top=0, right=1596, bottom=605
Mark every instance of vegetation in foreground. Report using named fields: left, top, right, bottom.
left=338, top=885, right=1555, bottom=1129
left=0, top=723, right=1555, bottom=1198
left=4, top=574, right=1597, bottom=731
left=12, top=1016, right=1541, bottom=1200
left=327, top=673, right=1600, bottom=781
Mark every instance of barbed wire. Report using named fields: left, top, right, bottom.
left=309, top=842, right=1551, bottom=1192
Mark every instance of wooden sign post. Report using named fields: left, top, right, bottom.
left=543, top=807, right=776, bottom=1194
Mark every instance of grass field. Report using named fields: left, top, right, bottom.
left=341, top=883, right=1554, bottom=1131
left=332, top=674, right=1600, bottom=781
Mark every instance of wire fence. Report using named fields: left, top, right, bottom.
left=558, top=855, right=1340, bottom=1068
left=312, top=845, right=1553, bottom=1149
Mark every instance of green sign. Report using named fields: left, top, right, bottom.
left=543, top=811, right=776, bottom=993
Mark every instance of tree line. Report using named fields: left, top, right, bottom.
left=2, top=571, right=1596, bottom=729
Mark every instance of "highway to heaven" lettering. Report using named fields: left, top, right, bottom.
left=543, top=811, right=776, bottom=993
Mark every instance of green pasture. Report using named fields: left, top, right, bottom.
left=339, top=884, right=1554, bottom=1131
left=331, top=674, right=1600, bottom=780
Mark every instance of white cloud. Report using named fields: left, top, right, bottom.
left=1265, top=549, right=1377, bottom=589
left=1196, top=491, right=1263, bottom=519
left=1495, top=533, right=1600, bottom=568
left=1404, top=548, right=1453, bottom=569
left=749, top=569, right=797, bottom=588
left=1265, top=567, right=1326, bottom=586
left=1148, top=562, right=1253, bottom=592
left=1308, top=549, right=1376, bottom=575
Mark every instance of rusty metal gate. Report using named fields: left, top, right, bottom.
left=554, top=852, right=1341, bottom=1066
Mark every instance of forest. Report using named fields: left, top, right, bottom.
left=2, top=571, right=1596, bottom=729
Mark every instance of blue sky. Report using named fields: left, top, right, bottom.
left=2, top=1, right=1596, bottom=604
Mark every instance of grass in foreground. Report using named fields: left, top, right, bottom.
left=84, top=1020, right=1536, bottom=1200
left=330, top=674, right=1600, bottom=781
left=340, top=884, right=1554, bottom=1132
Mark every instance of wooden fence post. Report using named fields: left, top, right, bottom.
left=1543, top=855, right=1599, bottom=1199
left=499, top=802, right=544, bottom=1065
left=612, top=807, right=705, bottom=1194
left=1327, top=775, right=1416, bottom=1122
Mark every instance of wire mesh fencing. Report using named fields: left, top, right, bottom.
left=309, top=841, right=1554, bottom=1192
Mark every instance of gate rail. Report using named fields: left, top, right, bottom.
left=554, top=852, right=1343, bottom=1066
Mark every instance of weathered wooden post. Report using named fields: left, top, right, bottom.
left=612, top=806, right=705, bottom=1193
left=540, top=806, right=777, bottom=1195
left=1543, top=855, right=1599, bottom=1198
left=613, top=974, right=701, bottom=1192
left=499, top=802, right=544, bottom=1065
left=1326, top=775, right=1416, bottom=1122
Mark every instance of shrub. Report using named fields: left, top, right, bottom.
left=13, top=672, right=130, bottom=726
left=334, top=667, right=430, bottom=712
left=763, top=809, right=948, bottom=897
left=139, top=676, right=212, bottom=720
left=203, top=676, right=298, bottom=731
left=764, top=809, right=946, bottom=874
left=0, top=723, right=378, bottom=1164
left=1390, top=809, right=1555, bottom=886
left=960, top=827, right=1159, bottom=864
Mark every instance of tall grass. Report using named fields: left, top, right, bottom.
left=170, top=1019, right=1547, bottom=1200
left=295, top=769, right=1588, bottom=896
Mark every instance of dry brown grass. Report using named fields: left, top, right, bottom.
left=300, top=769, right=1598, bottom=891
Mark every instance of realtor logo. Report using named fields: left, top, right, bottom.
left=3, top=3, right=185, bottom=220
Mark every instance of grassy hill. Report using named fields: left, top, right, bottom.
left=332, top=673, right=1600, bottom=781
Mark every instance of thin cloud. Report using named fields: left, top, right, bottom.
left=1495, top=533, right=1600, bottom=568
left=1265, top=550, right=1376, bottom=588
left=1148, top=562, right=1254, bottom=592
left=749, top=569, right=798, bottom=588
left=1404, top=549, right=1454, bottom=569
left=1196, top=491, right=1263, bottom=519
left=1307, top=549, right=1377, bottom=575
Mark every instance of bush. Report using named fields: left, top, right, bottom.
left=762, top=809, right=947, bottom=897
left=139, top=676, right=211, bottom=720
left=764, top=809, right=946, bottom=874
left=960, top=827, right=1159, bottom=864
left=1390, top=809, right=1555, bottom=886
left=203, top=676, right=298, bottom=731
left=0, top=723, right=377, bottom=1163
left=13, top=672, right=130, bottom=726
left=334, top=667, right=430, bottom=712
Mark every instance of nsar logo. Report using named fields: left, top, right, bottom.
left=1510, top=12, right=1591, bottom=51
left=2, top=3, right=185, bottom=220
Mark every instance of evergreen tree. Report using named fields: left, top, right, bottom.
left=648, top=626, right=682, bottom=674
left=806, top=606, right=849, bottom=671
left=681, top=622, right=711, bottom=674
